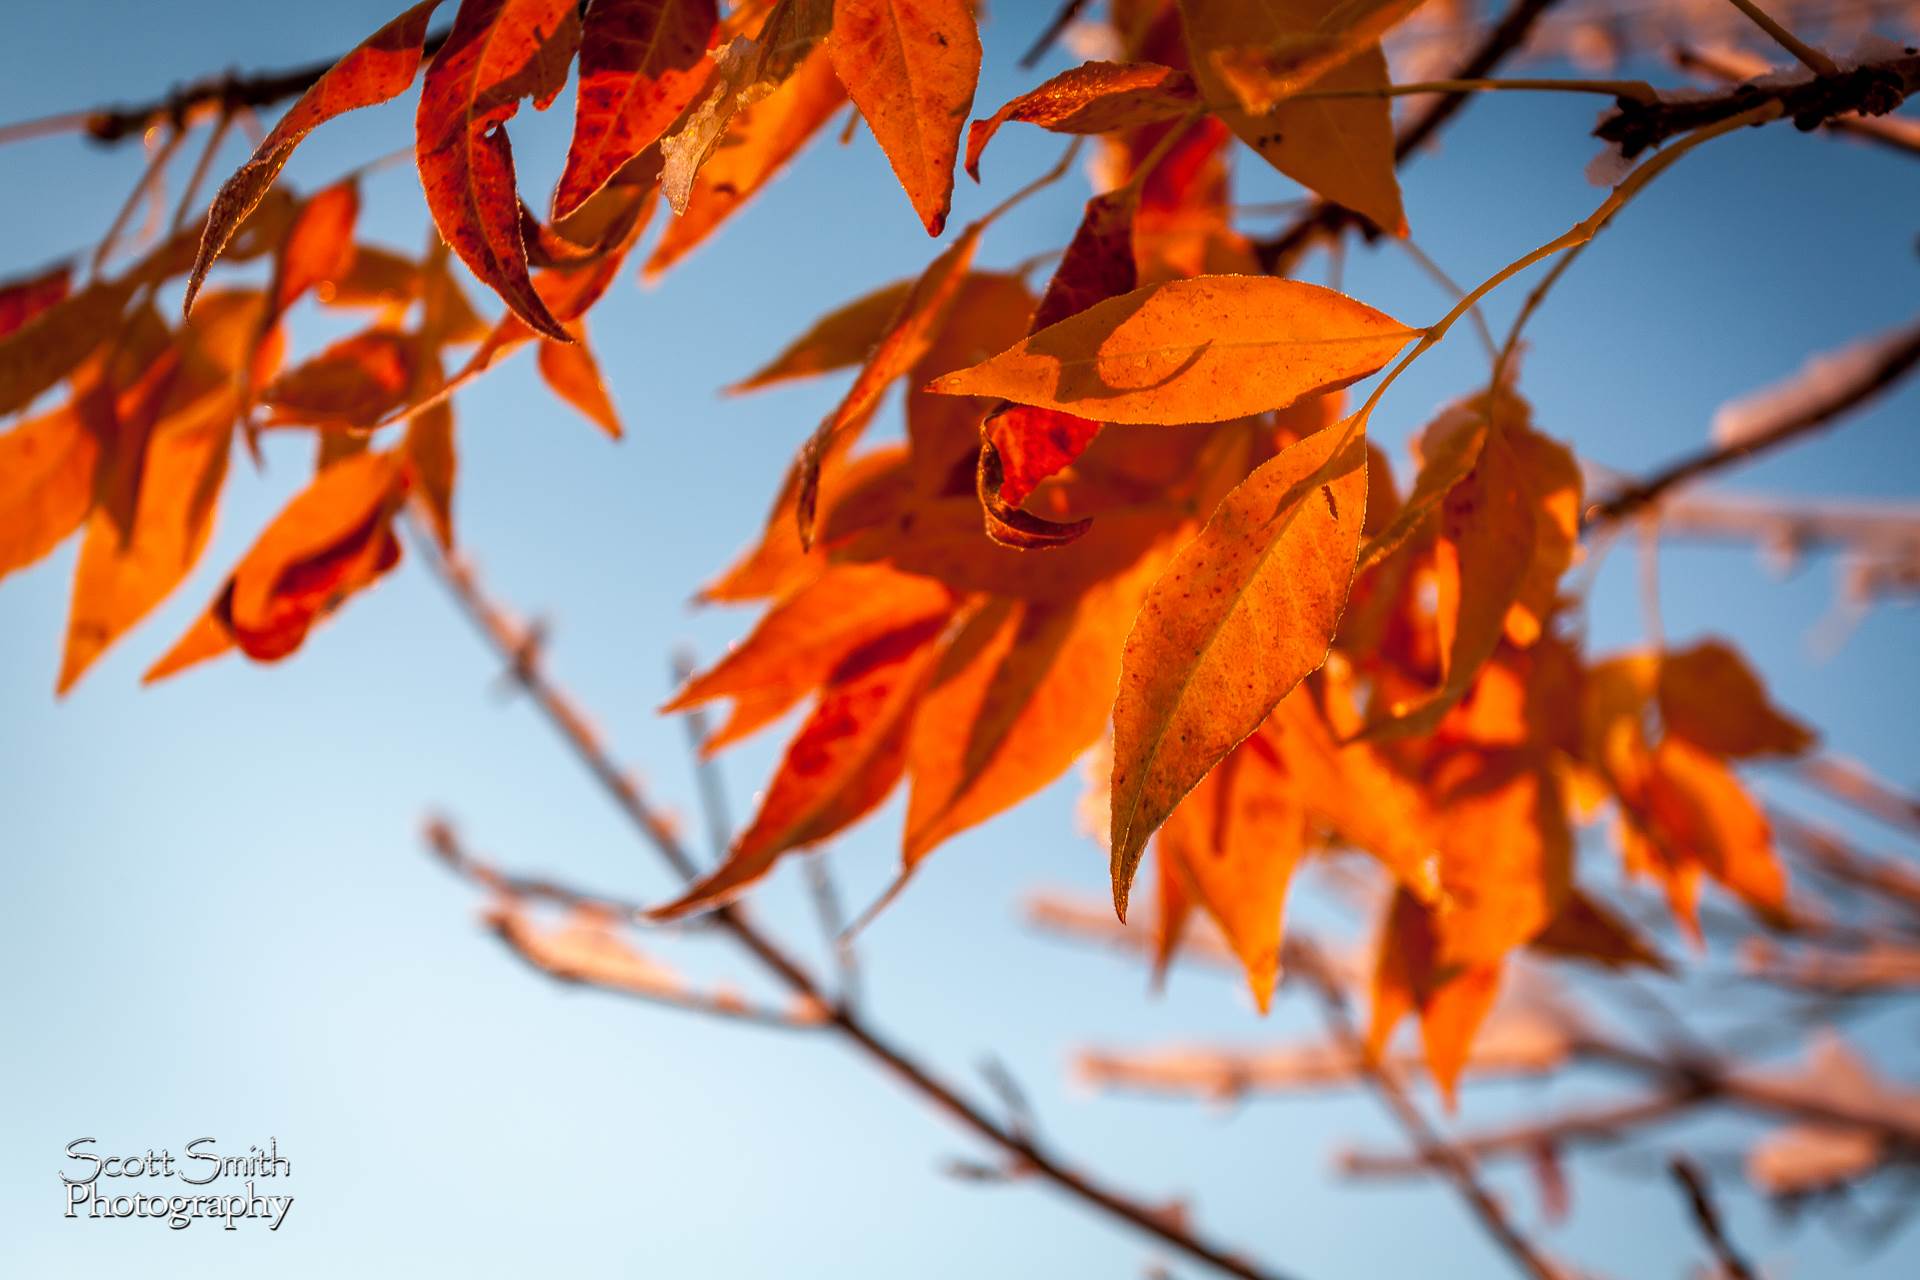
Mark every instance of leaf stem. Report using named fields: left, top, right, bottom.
left=1721, top=0, right=1837, bottom=75
left=1295, top=76, right=1659, bottom=105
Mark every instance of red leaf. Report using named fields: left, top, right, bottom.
left=416, top=0, right=582, bottom=342
left=553, top=0, right=721, bottom=220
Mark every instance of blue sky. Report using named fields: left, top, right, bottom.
left=2, top=2, right=1917, bottom=1276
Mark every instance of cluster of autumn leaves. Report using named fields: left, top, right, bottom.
left=0, top=0, right=1824, bottom=1088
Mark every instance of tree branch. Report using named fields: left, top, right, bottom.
left=1669, top=1156, right=1760, bottom=1280
left=1585, top=316, right=1920, bottom=527
left=1675, top=44, right=1920, bottom=157
left=1596, top=49, right=1920, bottom=159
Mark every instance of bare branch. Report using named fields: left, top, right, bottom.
left=1669, top=1156, right=1760, bottom=1280
left=1586, top=316, right=1920, bottom=527
left=1289, top=942, right=1574, bottom=1280
left=1676, top=43, right=1920, bottom=156
left=1339, top=1090, right=1707, bottom=1178
left=1597, top=48, right=1920, bottom=159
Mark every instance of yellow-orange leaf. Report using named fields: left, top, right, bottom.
left=0, top=406, right=99, bottom=580
left=1177, top=0, right=1405, bottom=235
left=1429, top=749, right=1572, bottom=969
left=59, top=409, right=233, bottom=693
left=1204, top=0, right=1427, bottom=113
left=1156, top=736, right=1307, bottom=1011
left=904, top=555, right=1161, bottom=865
left=536, top=329, right=623, bottom=437
left=647, top=42, right=845, bottom=277
left=1645, top=736, right=1789, bottom=925
left=1368, top=888, right=1502, bottom=1108
left=829, top=0, right=980, bottom=235
left=1108, top=417, right=1368, bottom=917
left=729, top=278, right=913, bottom=393
left=927, top=276, right=1414, bottom=426
left=1658, top=639, right=1815, bottom=759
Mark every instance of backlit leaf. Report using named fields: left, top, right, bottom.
left=966, top=61, right=1199, bottom=181
left=930, top=276, right=1415, bottom=426
left=829, top=0, right=981, bottom=236
left=1109, top=417, right=1368, bottom=916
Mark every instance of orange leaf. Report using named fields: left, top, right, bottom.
left=665, top=561, right=954, bottom=751
left=59, top=408, right=232, bottom=694
left=416, top=0, right=581, bottom=341
left=1202, top=0, right=1426, bottom=114
left=536, top=328, right=623, bottom=438
left=1108, top=417, right=1368, bottom=916
left=189, top=0, right=445, bottom=312
left=1658, top=638, right=1815, bottom=759
left=795, top=219, right=983, bottom=543
left=928, top=276, right=1415, bottom=426
left=272, top=182, right=362, bottom=315
left=1429, top=749, right=1572, bottom=969
left=0, top=277, right=139, bottom=417
left=262, top=329, right=418, bottom=428
left=905, top=555, right=1162, bottom=865
left=1156, top=736, right=1307, bottom=1011
left=1177, top=0, right=1406, bottom=235
left=1368, top=888, right=1502, bottom=1108
left=652, top=611, right=951, bottom=918
left=0, top=405, right=99, bottom=580
left=828, top=0, right=981, bottom=235
left=966, top=61, right=1198, bottom=182
left=404, top=396, right=458, bottom=550
left=553, top=0, right=721, bottom=219
left=1644, top=736, right=1790, bottom=925
left=146, top=451, right=407, bottom=680
left=729, top=278, right=914, bottom=393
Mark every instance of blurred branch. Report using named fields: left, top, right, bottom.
left=1076, top=1014, right=1576, bottom=1101
left=409, top=521, right=1301, bottom=1280
left=424, top=814, right=658, bottom=923
left=1339, top=1090, right=1708, bottom=1178
left=1792, top=756, right=1920, bottom=839
left=1676, top=43, right=1920, bottom=155
left=0, top=26, right=454, bottom=147
left=1289, top=941, right=1574, bottom=1280
left=1018, top=0, right=1092, bottom=69
left=1669, top=1156, right=1760, bottom=1280
left=1586, top=316, right=1920, bottom=527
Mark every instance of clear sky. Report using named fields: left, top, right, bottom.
left=2, top=2, right=1917, bottom=1277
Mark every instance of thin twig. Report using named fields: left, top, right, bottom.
left=425, top=814, right=659, bottom=922
left=1669, top=1155, right=1760, bottom=1280
left=1, top=26, right=455, bottom=147
left=1792, top=756, right=1920, bottom=839
left=1019, top=0, right=1093, bottom=69
left=1291, top=942, right=1570, bottom=1280
left=408, top=518, right=1302, bottom=1280
left=670, top=649, right=733, bottom=865
left=1722, top=0, right=1838, bottom=75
